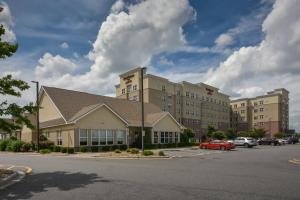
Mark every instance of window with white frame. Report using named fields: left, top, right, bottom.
left=100, top=130, right=106, bottom=145
left=133, top=85, right=137, bottom=91
left=56, top=130, right=62, bottom=146
left=79, top=129, right=88, bottom=146
left=168, top=132, right=173, bottom=143
left=153, top=132, right=158, bottom=144
left=91, top=129, right=99, bottom=145
left=165, top=132, right=169, bottom=143
left=121, top=89, right=125, bottom=94
left=43, top=131, right=50, bottom=139
left=160, top=132, right=165, bottom=143
left=107, top=130, right=114, bottom=145
left=175, top=132, right=179, bottom=143
left=117, top=130, right=126, bottom=144
left=162, top=85, right=166, bottom=92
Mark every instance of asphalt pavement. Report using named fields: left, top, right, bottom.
left=0, top=144, right=299, bottom=200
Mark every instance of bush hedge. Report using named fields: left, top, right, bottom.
left=158, top=151, right=165, bottom=156
left=142, top=150, right=154, bottom=156
left=39, top=141, right=55, bottom=150
left=53, top=145, right=61, bottom=152
left=80, top=146, right=87, bottom=152
left=0, top=139, right=10, bottom=151
left=39, top=149, right=51, bottom=154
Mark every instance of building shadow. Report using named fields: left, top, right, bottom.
left=0, top=171, right=110, bottom=200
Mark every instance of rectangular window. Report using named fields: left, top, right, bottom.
left=162, top=85, right=166, bottom=92
left=107, top=130, right=114, bottom=145
left=43, top=131, right=50, bottom=139
left=186, top=101, right=189, bottom=106
left=260, top=108, right=264, bottom=112
left=254, top=102, right=258, bottom=106
left=153, top=131, right=158, bottom=144
left=165, top=132, right=169, bottom=143
left=121, top=89, right=125, bottom=94
left=186, top=92, right=189, bottom=97
left=254, top=116, right=258, bottom=120
left=91, top=129, right=99, bottom=146
left=169, top=132, right=173, bottom=143
left=176, top=90, right=180, bottom=96
left=133, top=85, right=137, bottom=91
left=117, top=130, right=126, bottom=144
left=254, top=109, right=258, bottom=113
left=175, top=132, right=179, bottom=143
left=260, top=115, right=264, bottom=119
left=100, top=130, right=106, bottom=145
left=56, top=130, right=62, bottom=146
left=127, top=84, right=132, bottom=93
left=241, top=110, right=245, bottom=114
left=259, top=100, right=264, bottom=105
left=241, top=103, right=245, bottom=107
left=160, top=132, right=165, bottom=143
left=79, top=129, right=88, bottom=146
left=191, top=93, right=194, bottom=99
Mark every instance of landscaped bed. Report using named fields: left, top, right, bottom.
left=0, top=169, right=14, bottom=180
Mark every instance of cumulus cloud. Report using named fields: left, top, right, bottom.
left=215, top=33, right=233, bottom=47
left=158, top=56, right=174, bottom=66
left=110, top=0, right=125, bottom=13
left=34, top=0, right=195, bottom=94
left=0, top=1, right=16, bottom=42
left=205, top=0, right=300, bottom=130
left=35, top=53, right=77, bottom=78
left=60, top=42, right=69, bottom=49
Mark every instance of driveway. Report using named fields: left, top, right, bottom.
left=0, top=145, right=299, bottom=200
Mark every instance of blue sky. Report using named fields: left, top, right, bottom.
left=1, top=0, right=300, bottom=131
left=4, top=0, right=271, bottom=74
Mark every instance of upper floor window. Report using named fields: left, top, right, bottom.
left=176, top=90, right=181, bottom=96
left=186, top=92, right=190, bottom=97
left=241, top=103, right=245, bottom=107
left=133, top=85, right=137, bottom=91
left=260, top=115, right=264, bottom=119
left=241, top=110, right=245, bottom=114
left=254, top=109, right=258, bottom=113
left=127, top=84, right=132, bottom=93
left=254, top=102, right=258, bottom=106
left=259, top=100, right=264, bottom=105
left=260, top=108, right=264, bottom=112
left=162, top=85, right=166, bottom=92
left=121, top=89, right=125, bottom=94
left=191, top=93, right=194, bottom=99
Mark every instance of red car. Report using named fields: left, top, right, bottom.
left=199, top=140, right=235, bottom=150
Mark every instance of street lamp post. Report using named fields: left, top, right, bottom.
left=140, top=67, right=146, bottom=152
left=31, top=81, right=40, bottom=152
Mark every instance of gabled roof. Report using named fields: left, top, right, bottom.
left=40, top=86, right=171, bottom=128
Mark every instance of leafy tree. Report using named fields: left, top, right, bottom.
left=0, top=22, right=37, bottom=133
left=207, top=125, right=216, bottom=138
left=184, top=128, right=194, bottom=139
left=212, top=131, right=226, bottom=140
left=226, top=128, right=237, bottom=140
left=238, top=131, right=250, bottom=137
left=274, top=132, right=285, bottom=139
left=252, top=128, right=266, bottom=139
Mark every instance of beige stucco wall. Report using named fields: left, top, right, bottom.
left=21, top=125, right=35, bottom=143
left=41, top=125, right=75, bottom=147
left=152, top=114, right=181, bottom=132
left=39, top=92, right=62, bottom=122
left=75, top=105, right=127, bottom=130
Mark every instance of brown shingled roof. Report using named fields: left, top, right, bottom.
left=41, top=86, right=169, bottom=127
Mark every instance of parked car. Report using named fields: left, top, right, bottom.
left=278, top=139, right=288, bottom=145
left=199, top=140, right=235, bottom=150
left=287, top=137, right=299, bottom=144
left=258, top=138, right=280, bottom=146
left=233, top=137, right=257, bottom=148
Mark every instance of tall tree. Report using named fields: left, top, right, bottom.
left=207, top=125, right=216, bottom=138
left=0, top=12, right=36, bottom=133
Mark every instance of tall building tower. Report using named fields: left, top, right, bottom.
left=116, top=67, right=231, bottom=140
left=230, top=88, right=289, bottom=137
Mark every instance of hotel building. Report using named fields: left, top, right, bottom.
left=115, top=67, right=231, bottom=140
left=230, top=88, right=289, bottom=137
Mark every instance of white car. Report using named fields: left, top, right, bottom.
left=233, top=137, right=257, bottom=148
left=278, top=139, right=288, bottom=145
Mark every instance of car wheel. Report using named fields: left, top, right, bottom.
left=220, top=146, right=225, bottom=151
left=244, top=143, right=249, bottom=148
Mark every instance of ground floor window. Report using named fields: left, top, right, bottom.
left=79, top=129, right=88, bottom=146
left=153, top=132, right=158, bottom=144
left=56, top=130, right=62, bottom=146
left=175, top=132, right=179, bottom=143
left=116, top=130, right=126, bottom=144
left=160, top=132, right=165, bottom=143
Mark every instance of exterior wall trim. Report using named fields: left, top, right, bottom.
left=41, top=87, right=67, bottom=123
left=151, top=112, right=183, bottom=130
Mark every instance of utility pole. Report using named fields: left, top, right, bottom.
left=140, top=67, right=146, bottom=152
left=32, top=81, right=40, bottom=152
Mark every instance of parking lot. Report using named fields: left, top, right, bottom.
left=0, top=144, right=300, bottom=200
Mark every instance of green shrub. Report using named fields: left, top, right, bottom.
left=142, top=150, right=154, bottom=156
left=39, top=141, right=55, bottom=150
left=119, top=144, right=128, bottom=151
left=158, top=151, right=165, bottom=156
left=111, top=145, right=119, bottom=150
left=114, top=149, right=121, bottom=153
left=67, top=147, right=75, bottom=154
left=0, top=139, right=10, bottom=151
left=102, top=146, right=110, bottom=152
left=129, top=148, right=139, bottom=154
left=10, top=136, right=17, bottom=140
left=126, top=148, right=131, bottom=153
left=80, top=146, right=87, bottom=152
left=39, top=149, right=51, bottom=154
left=21, top=142, right=32, bottom=152
left=53, top=145, right=61, bottom=152
left=60, top=147, right=68, bottom=153
left=91, top=146, right=99, bottom=152
left=6, top=140, right=25, bottom=152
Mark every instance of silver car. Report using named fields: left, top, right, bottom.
left=233, top=137, right=257, bottom=148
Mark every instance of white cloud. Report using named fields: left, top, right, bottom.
left=0, top=1, right=16, bottom=42
left=111, top=0, right=125, bottom=13
left=158, top=56, right=174, bottom=66
left=35, top=53, right=77, bottom=78
left=215, top=33, right=233, bottom=47
left=60, top=42, right=69, bottom=49
left=205, top=0, right=300, bottom=130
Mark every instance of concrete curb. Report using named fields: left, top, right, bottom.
left=0, top=171, right=26, bottom=190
